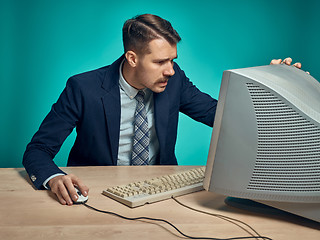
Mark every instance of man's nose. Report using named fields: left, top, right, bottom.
left=164, top=63, right=175, bottom=76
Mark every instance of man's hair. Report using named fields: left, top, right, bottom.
left=122, top=14, right=181, bottom=55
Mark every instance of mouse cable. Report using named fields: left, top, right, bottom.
left=82, top=202, right=272, bottom=240
left=171, top=196, right=269, bottom=240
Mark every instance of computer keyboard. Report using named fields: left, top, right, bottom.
left=102, top=167, right=205, bottom=207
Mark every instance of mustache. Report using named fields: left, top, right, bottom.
left=157, top=77, right=170, bottom=83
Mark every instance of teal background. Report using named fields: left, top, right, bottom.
left=1, top=0, right=319, bottom=168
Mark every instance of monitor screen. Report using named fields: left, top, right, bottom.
left=204, top=64, right=320, bottom=222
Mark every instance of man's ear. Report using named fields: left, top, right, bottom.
left=125, top=50, right=138, bottom=67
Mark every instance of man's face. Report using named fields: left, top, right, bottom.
left=134, top=38, right=177, bottom=93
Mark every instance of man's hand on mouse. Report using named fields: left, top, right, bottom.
left=48, top=174, right=89, bottom=205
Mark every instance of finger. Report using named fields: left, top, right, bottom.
left=282, top=57, right=292, bottom=65
left=58, top=183, right=74, bottom=206
left=73, top=178, right=89, bottom=197
left=49, top=177, right=68, bottom=205
left=270, top=59, right=282, bottom=65
left=293, top=62, right=302, bottom=69
left=51, top=181, right=69, bottom=205
left=64, top=177, right=80, bottom=203
left=55, top=189, right=67, bottom=205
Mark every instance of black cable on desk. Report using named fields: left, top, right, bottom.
left=82, top=202, right=272, bottom=240
left=172, top=196, right=268, bottom=240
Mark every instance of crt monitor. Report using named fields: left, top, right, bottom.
left=203, top=64, right=320, bottom=223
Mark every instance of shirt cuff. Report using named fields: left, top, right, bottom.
left=43, top=173, right=66, bottom=189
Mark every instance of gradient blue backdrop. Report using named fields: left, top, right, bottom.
left=1, top=0, right=319, bottom=168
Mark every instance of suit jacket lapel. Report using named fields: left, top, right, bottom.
left=101, top=56, right=124, bottom=165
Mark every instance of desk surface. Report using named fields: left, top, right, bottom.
left=1, top=166, right=319, bottom=240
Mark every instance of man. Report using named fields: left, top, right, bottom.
left=23, top=14, right=301, bottom=205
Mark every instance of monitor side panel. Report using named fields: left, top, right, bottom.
left=204, top=71, right=230, bottom=189
left=204, top=71, right=259, bottom=194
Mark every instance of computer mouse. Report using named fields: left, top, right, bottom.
left=74, top=187, right=88, bottom=204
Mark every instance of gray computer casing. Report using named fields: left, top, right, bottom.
left=204, top=64, right=320, bottom=222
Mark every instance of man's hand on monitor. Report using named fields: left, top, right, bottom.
left=270, top=57, right=301, bottom=68
left=48, top=174, right=89, bottom=205
left=270, top=57, right=310, bottom=74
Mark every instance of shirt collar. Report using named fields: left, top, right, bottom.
left=119, top=59, right=150, bottom=100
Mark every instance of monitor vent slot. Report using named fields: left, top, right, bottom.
left=246, top=83, right=320, bottom=192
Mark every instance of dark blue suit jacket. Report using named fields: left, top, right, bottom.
left=23, top=56, right=217, bottom=189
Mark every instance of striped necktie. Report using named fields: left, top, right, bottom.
left=131, top=91, right=150, bottom=165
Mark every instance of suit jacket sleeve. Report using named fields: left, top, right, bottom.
left=23, top=77, right=82, bottom=189
left=176, top=64, right=217, bottom=127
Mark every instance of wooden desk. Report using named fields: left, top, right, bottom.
left=1, top=166, right=319, bottom=240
